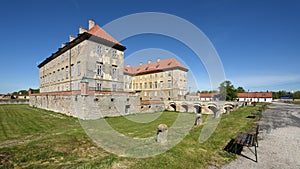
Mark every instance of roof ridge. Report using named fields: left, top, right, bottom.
left=87, top=25, right=123, bottom=46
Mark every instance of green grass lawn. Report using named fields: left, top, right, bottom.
left=291, top=101, right=300, bottom=104
left=0, top=104, right=262, bottom=168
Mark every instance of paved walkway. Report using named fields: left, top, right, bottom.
left=221, top=102, right=300, bottom=169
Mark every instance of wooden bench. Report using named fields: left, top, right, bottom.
left=233, top=125, right=259, bottom=162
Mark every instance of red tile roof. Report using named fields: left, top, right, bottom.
left=124, top=58, right=188, bottom=75
left=87, top=25, right=123, bottom=46
left=237, top=92, right=272, bottom=98
left=199, top=93, right=218, bottom=98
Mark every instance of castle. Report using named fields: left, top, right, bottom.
left=29, top=20, right=188, bottom=119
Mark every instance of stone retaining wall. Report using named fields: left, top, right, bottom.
left=0, top=100, right=29, bottom=105
left=29, top=94, right=165, bottom=119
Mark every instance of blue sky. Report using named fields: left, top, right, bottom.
left=0, top=0, right=299, bottom=93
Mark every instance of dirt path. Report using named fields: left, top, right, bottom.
left=220, top=102, right=300, bottom=169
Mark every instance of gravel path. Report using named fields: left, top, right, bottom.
left=221, top=102, right=300, bottom=169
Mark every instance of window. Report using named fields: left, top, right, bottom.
left=62, top=85, right=64, bottom=91
left=112, top=84, right=116, bottom=92
left=78, top=82, right=80, bottom=90
left=57, top=70, right=60, bottom=81
left=53, top=72, right=55, bottom=82
left=144, top=91, right=147, bottom=96
left=71, top=49, right=74, bottom=57
left=71, top=82, right=74, bottom=91
left=168, top=90, right=171, bottom=96
left=78, top=45, right=80, bottom=54
left=160, top=72, right=163, bottom=77
left=155, top=81, right=158, bottom=88
left=97, top=45, right=102, bottom=54
left=129, top=83, right=132, bottom=89
left=97, top=64, right=102, bottom=75
left=112, top=67, right=117, bottom=79
left=66, top=51, right=69, bottom=60
left=133, top=83, right=135, bottom=89
left=149, top=82, right=152, bottom=89
left=112, top=50, right=117, bottom=58
left=140, top=83, right=142, bottom=89
left=144, top=82, right=147, bottom=89
left=154, top=91, right=157, bottom=96
left=150, top=74, right=152, bottom=78
left=61, top=68, right=64, bottom=80
left=160, top=81, right=163, bottom=88
left=168, top=82, right=172, bottom=88
left=155, top=73, right=158, bottom=78
left=66, top=67, right=69, bottom=79
left=97, top=83, right=102, bottom=91
left=168, top=71, right=172, bottom=76
left=71, top=65, right=74, bottom=78
left=77, top=63, right=81, bottom=76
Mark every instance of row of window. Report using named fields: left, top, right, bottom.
left=143, top=90, right=171, bottom=97
left=96, top=64, right=117, bottom=79
left=128, top=72, right=172, bottom=81
left=126, top=81, right=172, bottom=90
left=41, top=62, right=81, bottom=86
left=42, top=82, right=81, bottom=92
left=43, top=46, right=81, bottom=72
left=95, top=45, right=118, bottom=58
left=96, top=83, right=117, bottom=92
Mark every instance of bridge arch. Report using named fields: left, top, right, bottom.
left=169, top=102, right=177, bottom=111
left=193, top=104, right=201, bottom=114
left=180, top=102, right=188, bottom=112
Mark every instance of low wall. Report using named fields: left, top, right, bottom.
left=0, top=99, right=29, bottom=105
left=29, top=94, right=165, bottom=119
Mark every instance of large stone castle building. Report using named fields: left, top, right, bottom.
left=30, top=20, right=188, bottom=119
left=38, top=20, right=126, bottom=93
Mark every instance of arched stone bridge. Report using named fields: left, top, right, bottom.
left=165, top=101, right=241, bottom=114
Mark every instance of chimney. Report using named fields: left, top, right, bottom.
left=139, top=62, right=143, bottom=65
left=79, top=26, right=87, bottom=34
left=69, top=35, right=75, bottom=42
left=126, top=64, right=130, bottom=67
left=62, top=43, right=66, bottom=48
left=157, top=58, right=160, bottom=62
left=148, top=60, right=151, bottom=64
left=89, top=19, right=95, bottom=30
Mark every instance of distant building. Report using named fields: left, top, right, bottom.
left=199, top=93, right=219, bottom=101
left=123, top=58, right=188, bottom=101
left=237, top=92, right=272, bottom=102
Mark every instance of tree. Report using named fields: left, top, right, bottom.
left=292, top=91, right=300, bottom=99
left=236, top=86, right=246, bottom=93
left=219, top=80, right=237, bottom=101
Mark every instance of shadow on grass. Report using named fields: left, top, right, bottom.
left=223, top=139, right=242, bottom=155
left=246, top=115, right=256, bottom=119
left=224, top=139, right=257, bottom=163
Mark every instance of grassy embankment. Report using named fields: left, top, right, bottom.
left=0, top=104, right=262, bottom=168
